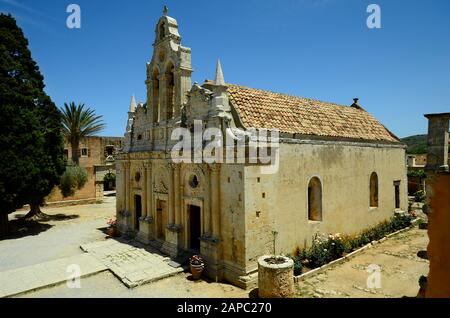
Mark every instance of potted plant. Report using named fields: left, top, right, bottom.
left=106, top=218, right=118, bottom=237
left=189, top=255, right=204, bottom=280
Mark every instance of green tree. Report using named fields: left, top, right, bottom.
left=0, top=14, right=65, bottom=235
left=61, top=102, right=106, bottom=165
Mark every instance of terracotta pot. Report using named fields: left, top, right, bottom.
left=107, top=227, right=119, bottom=237
left=190, top=263, right=204, bottom=280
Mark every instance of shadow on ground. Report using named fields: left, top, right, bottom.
left=249, top=288, right=259, bottom=298
left=1, top=219, right=53, bottom=241
left=13, top=213, right=79, bottom=222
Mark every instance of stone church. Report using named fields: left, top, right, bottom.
left=116, top=9, right=407, bottom=288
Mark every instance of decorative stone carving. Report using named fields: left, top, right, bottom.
left=144, top=216, right=154, bottom=223
left=200, top=234, right=220, bottom=244
left=167, top=224, right=182, bottom=232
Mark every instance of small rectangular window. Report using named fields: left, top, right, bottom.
left=394, top=181, right=401, bottom=209
left=81, top=148, right=88, bottom=157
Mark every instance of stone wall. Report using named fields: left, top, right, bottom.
left=244, top=140, right=407, bottom=272
left=46, top=136, right=122, bottom=203
left=46, top=167, right=97, bottom=202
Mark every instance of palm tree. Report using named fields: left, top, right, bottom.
left=61, top=102, right=106, bottom=165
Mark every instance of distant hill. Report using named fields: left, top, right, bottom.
left=401, top=134, right=428, bottom=154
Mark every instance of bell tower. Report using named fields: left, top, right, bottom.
left=145, top=6, right=192, bottom=125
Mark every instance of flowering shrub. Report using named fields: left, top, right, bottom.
left=290, top=213, right=415, bottom=272
left=307, top=233, right=346, bottom=268
left=190, top=255, right=204, bottom=266
left=107, top=218, right=117, bottom=228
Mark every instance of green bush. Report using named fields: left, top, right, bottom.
left=390, top=213, right=413, bottom=231
left=103, top=172, right=116, bottom=184
left=407, top=169, right=426, bottom=178
left=414, top=190, right=426, bottom=203
left=307, top=245, right=330, bottom=268
left=60, top=165, right=88, bottom=197
left=292, top=255, right=303, bottom=276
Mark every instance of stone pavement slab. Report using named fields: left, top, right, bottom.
left=0, top=254, right=107, bottom=298
left=80, top=239, right=184, bottom=288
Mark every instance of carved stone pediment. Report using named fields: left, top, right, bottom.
left=155, top=179, right=168, bottom=194
left=188, top=84, right=213, bottom=103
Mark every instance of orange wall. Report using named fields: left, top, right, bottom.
left=426, top=173, right=450, bottom=298
left=46, top=167, right=97, bottom=202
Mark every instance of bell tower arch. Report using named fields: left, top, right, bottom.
left=145, top=7, right=192, bottom=125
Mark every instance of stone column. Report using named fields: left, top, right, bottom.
left=159, top=74, right=167, bottom=122
left=142, top=164, right=148, bottom=218
left=168, top=164, right=175, bottom=225
left=210, top=164, right=221, bottom=238
left=425, top=113, right=450, bottom=172
left=123, top=161, right=131, bottom=232
left=121, top=162, right=127, bottom=211
left=204, top=168, right=212, bottom=236
left=146, top=163, right=152, bottom=218
left=125, top=162, right=130, bottom=212
left=174, top=165, right=181, bottom=225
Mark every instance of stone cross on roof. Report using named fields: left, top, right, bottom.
left=163, top=5, right=169, bottom=16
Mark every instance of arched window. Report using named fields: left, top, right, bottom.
left=370, top=172, right=379, bottom=208
left=159, top=23, right=165, bottom=40
left=165, top=63, right=175, bottom=120
left=308, top=177, right=322, bottom=221
left=152, top=69, right=159, bottom=123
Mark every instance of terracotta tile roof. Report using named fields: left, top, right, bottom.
left=227, top=84, right=400, bottom=143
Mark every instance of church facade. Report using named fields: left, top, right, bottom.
left=116, top=10, right=407, bottom=288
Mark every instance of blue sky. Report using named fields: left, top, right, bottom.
left=1, top=0, right=449, bottom=138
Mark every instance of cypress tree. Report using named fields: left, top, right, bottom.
left=0, top=14, right=65, bottom=236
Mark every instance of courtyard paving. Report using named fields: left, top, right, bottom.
left=0, top=254, right=107, bottom=298
left=80, top=239, right=183, bottom=288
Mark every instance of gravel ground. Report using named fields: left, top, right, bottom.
left=18, top=271, right=249, bottom=298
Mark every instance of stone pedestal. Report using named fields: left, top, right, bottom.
left=258, top=255, right=294, bottom=298
left=136, top=217, right=154, bottom=244
left=118, top=210, right=131, bottom=235
left=200, top=237, right=223, bottom=282
left=161, top=225, right=181, bottom=257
